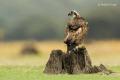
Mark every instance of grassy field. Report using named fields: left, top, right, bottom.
left=0, top=66, right=120, bottom=80
left=0, top=40, right=120, bottom=80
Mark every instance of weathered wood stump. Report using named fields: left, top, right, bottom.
left=43, top=50, right=64, bottom=74
left=43, top=46, right=112, bottom=74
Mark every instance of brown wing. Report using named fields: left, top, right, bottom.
left=64, top=16, right=88, bottom=45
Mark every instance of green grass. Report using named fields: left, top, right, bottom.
left=0, top=66, right=120, bottom=80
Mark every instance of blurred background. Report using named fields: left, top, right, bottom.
left=0, top=0, right=120, bottom=66
left=0, top=0, right=120, bottom=41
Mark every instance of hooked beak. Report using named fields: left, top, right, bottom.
left=68, top=13, right=71, bottom=16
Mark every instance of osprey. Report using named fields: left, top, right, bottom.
left=64, top=10, right=88, bottom=52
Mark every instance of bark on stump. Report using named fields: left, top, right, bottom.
left=43, top=46, right=112, bottom=74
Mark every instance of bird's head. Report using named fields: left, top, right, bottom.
left=68, top=10, right=80, bottom=18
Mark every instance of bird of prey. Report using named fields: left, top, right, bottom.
left=64, top=10, right=88, bottom=52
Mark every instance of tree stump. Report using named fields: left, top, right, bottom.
left=43, top=50, right=64, bottom=74
left=43, top=46, right=112, bottom=74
